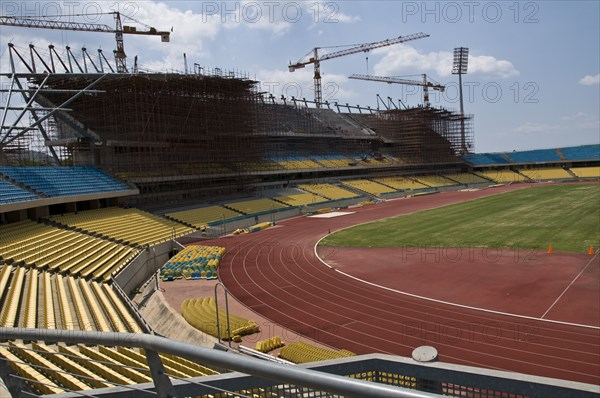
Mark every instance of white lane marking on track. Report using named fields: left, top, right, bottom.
left=541, top=250, right=599, bottom=319
left=313, top=238, right=600, bottom=331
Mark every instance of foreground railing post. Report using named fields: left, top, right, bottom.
left=214, top=281, right=232, bottom=348
left=0, top=328, right=449, bottom=398
left=144, top=349, right=177, bottom=398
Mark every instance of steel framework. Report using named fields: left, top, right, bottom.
left=1, top=42, right=472, bottom=208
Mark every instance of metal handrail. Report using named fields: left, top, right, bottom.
left=0, top=327, right=443, bottom=398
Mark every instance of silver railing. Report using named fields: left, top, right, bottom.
left=0, top=328, right=442, bottom=398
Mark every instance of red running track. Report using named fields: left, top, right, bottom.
left=205, top=184, right=600, bottom=385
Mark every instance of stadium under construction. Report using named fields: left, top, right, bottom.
left=0, top=29, right=599, bottom=398
left=0, top=40, right=473, bottom=208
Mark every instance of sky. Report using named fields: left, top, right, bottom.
left=0, top=0, right=599, bottom=153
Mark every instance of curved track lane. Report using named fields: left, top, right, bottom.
left=208, top=185, right=600, bottom=385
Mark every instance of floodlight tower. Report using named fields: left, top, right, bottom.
left=452, top=47, right=469, bottom=154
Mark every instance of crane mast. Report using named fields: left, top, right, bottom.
left=348, top=73, right=445, bottom=107
left=289, top=32, right=429, bottom=107
left=0, top=13, right=170, bottom=73
left=114, top=12, right=126, bottom=73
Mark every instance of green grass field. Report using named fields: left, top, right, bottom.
left=319, top=184, right=600, bottom=253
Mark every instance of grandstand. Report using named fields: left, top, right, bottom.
left=505, top=148, right=562, bottom=163
left=166, top=205, right=242, bottom=229
left=0, top=265, right=141, bottom=332
left=49, top=208, right=194, bottom=247
left=223, top=198, right=288, bottom=215
left=279, top=341, right=356, bottom=364
left=0, top=166, right=130, bottom=197
left=442, top=172, right=490, bottom=184
left=460, top=144, right=599, bottom=187
left=0, top=180, right=39, bottom=204
left=0, top=221, right=138, bottom=281
left=519, top=167, right=574, bottom=181
left=181, top=297, right=259, bottom=340
left=571, top=166, right=600, bottom=178
left=461, top=152, right=510, bottom=166
left=559, top=145, right=599, bottom=161
left=463, top=144, right=600, bottom=166
left=0, top=67, right=472, bottom=209
left=274, top=192, right=329, bottom=206
left=412, top=175, right=456, bottom=187
left=476, top=169, right=529, bottom=183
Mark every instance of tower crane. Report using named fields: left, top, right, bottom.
left=288, top=32, right=429, bottom=107
left=349, top=73, right=445, bottom=107
left=0, top=13, right=170, bottom=73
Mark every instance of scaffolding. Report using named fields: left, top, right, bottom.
left=350, top=107, right=473, bottom=164
left=1, top=42, right=472, bottom=208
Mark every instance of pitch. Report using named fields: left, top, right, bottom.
left=320, top=183, right=600, bottom=253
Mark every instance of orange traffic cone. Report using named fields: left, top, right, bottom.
left=547, top=244, right=553, bottom=254
left=589, top=246, right=594, bottom=255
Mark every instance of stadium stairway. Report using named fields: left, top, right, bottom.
left=437, top=175, right=467, bottom=187
left=565, top=167, right=579, bottom=179
left=514, top=169, right=533, bottom=181
left=471, top=171, right=496, bottom=183
left=337, top=183, right=376, bottom=199
left=556, top=148, right=567, bottom=161
left=163, top=215, right=197, bottom=230
left=222, top=203, right=246, bottom=215
left=339, top=179, right=393, bottom=199
left=270, top=197, right=294, bottom=207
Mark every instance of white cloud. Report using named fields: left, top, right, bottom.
left=468, top=55, right=519, bottom=79
left=236, top=0, right=294, bottom=36
left=558, top=112, right=599, bottom=130
left=129, top=2, right=224, bottom=70
left=306, top=1, right=361, bottom=27
left=579, top=74, right=600, bottom=86
left=575, top=120, right=600, bottom=130
left=373, top=45, right=519, bottom=79
left=514, top=116, right=599, bottom=135
left=560, top=112, right=590, bottom=121
left=127, top=0, right=302, bottom=70
left=513, top=122, right=561, bottom=135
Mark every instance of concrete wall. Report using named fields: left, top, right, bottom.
left=304, top=196, right=366, bottom=211
left=198, top=196, right=367, bottom=238
left=137, top=290, right=218, bottom=348
left=114, top=241, right=176, bottom=296
left=380, top=191, right=410, bottom=200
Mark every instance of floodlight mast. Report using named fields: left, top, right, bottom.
left=452, top=47, right=469, bottom=154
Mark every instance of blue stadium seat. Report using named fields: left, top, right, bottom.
left=0, top=166, right=129, bottom=197
left=462, top=153, right=508, bottom=166
left=560, top=145, right=600, bottom=161
left=0, top=179, right=40, bottom=204
left=506, top=149, right=561, bottom=163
